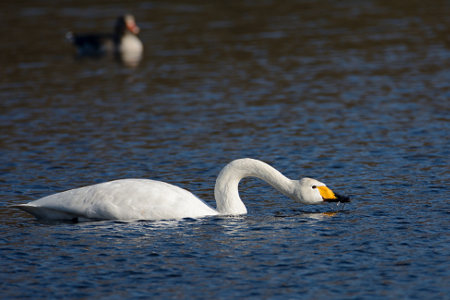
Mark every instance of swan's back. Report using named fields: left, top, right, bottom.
left=15, top=179, right=218, bottom=221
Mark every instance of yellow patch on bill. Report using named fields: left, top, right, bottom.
left=318, top=186, right=337, bottom=200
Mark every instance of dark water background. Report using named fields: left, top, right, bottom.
left=1, top=0, right=449, bottom=299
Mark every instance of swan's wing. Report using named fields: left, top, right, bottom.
left=16, top=179, right=217, bottom=221
left=12, top=204, right=84, bottom=221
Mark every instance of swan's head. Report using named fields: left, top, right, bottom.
left=293, top=178, right=350, bottom=204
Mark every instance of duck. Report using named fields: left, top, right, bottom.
left=13, top=158, right=350, bottom=222
left=66, top=14, right=143, bottom=65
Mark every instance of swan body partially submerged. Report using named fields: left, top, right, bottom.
left=13, top=158, right=349, bottom=221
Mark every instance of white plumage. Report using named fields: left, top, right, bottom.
left=14, top=158, right=347, bottom=221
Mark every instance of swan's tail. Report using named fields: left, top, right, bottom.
left=12, top=204, right=81, bottom=221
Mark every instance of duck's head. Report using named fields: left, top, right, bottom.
left=293, top=178, right=350, bottom=204
left=115, top=14, right=140, bottom=36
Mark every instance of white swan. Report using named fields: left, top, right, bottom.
left=13, top=158, right=349, bottom=221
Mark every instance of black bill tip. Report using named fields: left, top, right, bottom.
left=324, top=193, right=351, bottom=203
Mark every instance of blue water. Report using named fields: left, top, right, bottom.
left=1, top=0, right=449, bottom=299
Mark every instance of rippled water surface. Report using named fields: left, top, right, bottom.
left=1, top=0, right=449, bottom=299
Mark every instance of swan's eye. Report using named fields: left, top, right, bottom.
left=312, top=185, right=317, bottom=189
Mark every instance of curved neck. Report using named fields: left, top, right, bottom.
left=214, top=158, right=295, bottom=214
